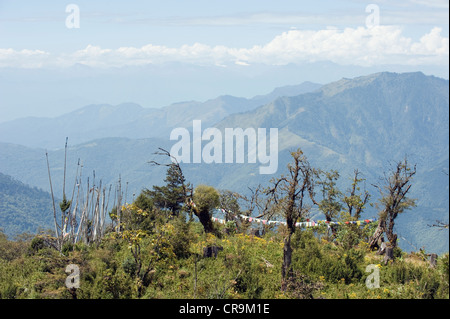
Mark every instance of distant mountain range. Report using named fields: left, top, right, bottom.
left=0, top=72, right=448, bottom=254
left=0, top=81, right=322, bottom=149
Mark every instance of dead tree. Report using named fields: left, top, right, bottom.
left=262, top=149, right=317, bottom=291
left=46, top=150, right=62, bottom=250
left=219, top=189, right=241, bottom=222
left=343, top=169, right=371, bottom=221
left=233, top=185, right=269, bottom=234
left=317, top=169, right=342, bottom=237
left=46, top=139, right=119, bottom=249
left=369, top=218, right=386, bottom=251
left=369, top=158, right=417, bottom=252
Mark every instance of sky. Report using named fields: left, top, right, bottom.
left=0, top=0, right=448, bottom=121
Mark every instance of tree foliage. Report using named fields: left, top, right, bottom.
left=145, top=164, right=187, bottom=216
left=192, top=185, right=220, bottom=234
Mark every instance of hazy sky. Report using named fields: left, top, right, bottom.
left=0, top=0, right=448, bottom=121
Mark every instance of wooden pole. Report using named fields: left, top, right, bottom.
left=46, top=151, right=60, bottom=246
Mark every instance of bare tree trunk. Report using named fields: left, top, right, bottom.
left=196, top=207, right=215, bottom=234
left=369, top=218, right=386, bottom=250
left=116, top=176, right=123, bottom=234
left=203, top=245, right=223, bottom=258
left=46, top=151, right=61, bottom=250
left=262, top=149, right=317, bottom=293
left=281, top=233, right=293, bottom=291
left=386, top=213, right=398, bottom=249
left=383, top=246, right=394, bottom=265
left=429, top=254, right=438, bottom=268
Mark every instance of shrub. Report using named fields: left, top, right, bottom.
left=61, top=241, right=74, bottom=256
left=233, top=251, right=264, bottom=299
left=291, top=230, right=364, bottom=284
left=437, top=253, right=449, bottom=283
left=224, top=221, right=237, bottom=236
left=436, top=253, right=449, bottom=298
left=167, top=216, right=193, bottom=259
left=122, top=256, right=137, bottom=276
left=383, top=261, right=424, bottom=285
left=335, top=225, right=360, bottom=250
left=30, top=236, right=45, bottom=252
left=1, top=283, right=17, bottom=299
left=284, top=271, right=324, bottom=299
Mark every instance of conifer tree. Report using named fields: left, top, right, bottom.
left=146, top=147, right=194, bottom=219
left=145, top=164, right=186, bottom=216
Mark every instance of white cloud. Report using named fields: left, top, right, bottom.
left=237, top=26, right=448, bottom=66
left=0, top=26, right=448, bottom=69
left=411, top=27, right=449, bottom=55
left=0, top=48, right=50, bottom=68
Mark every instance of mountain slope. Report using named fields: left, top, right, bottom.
left=0, top=72, right=447, bottom=253
left=0, top=172, right=55, bottom=238
left=0, top=82, right=322, bottom=149
left=213, top=71, right=449, bottom=253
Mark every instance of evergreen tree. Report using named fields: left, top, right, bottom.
left=145, top=164, right=187, bottom=216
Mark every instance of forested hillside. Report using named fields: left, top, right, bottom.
left=0, top=172, right=54, bottom=237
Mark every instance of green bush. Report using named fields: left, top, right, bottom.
left=291, top=230, right=364, bottom=284
left=61, top=241, right=74, bottom=256
left=122, top=256, right=137, bottom=276
left=383, top=261, right=425, bottom=285
left=30, top=236, right=45, bottom=252
left=438, top=253, right=449, bottom=283
left=1, top=283, right=17, bottom=299
left=0, top=209, right=447, bottom=299
left=335, top=225, right=360, bottom=250
left=233, top=251, right=264, bottom=299
left=167, top=215, right=193, bottom=259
